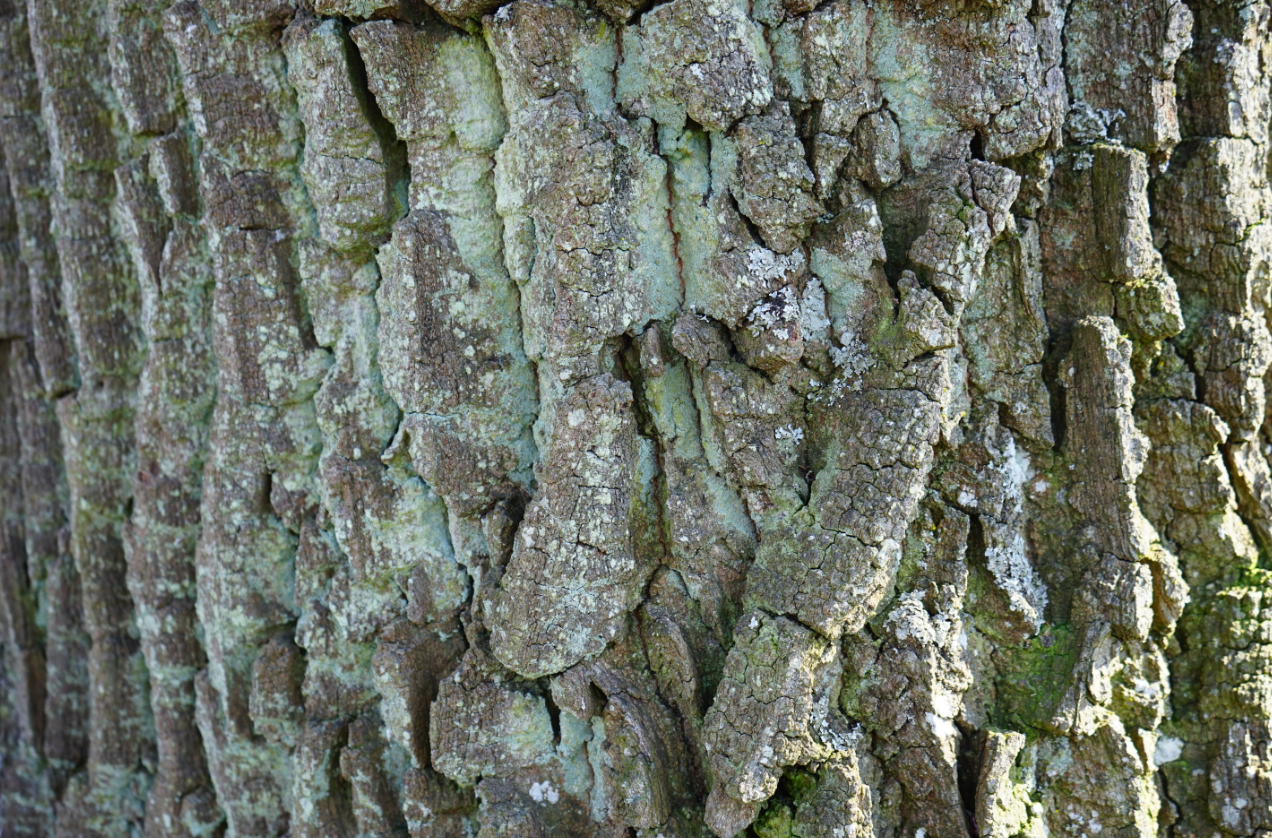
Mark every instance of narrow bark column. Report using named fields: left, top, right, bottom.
left=0, top=2, right=90, bottom=807
left=0, top=165, right=53, bottom=831
left=24, top=0, right=152, bottom=825
left=7, top=330, right=84, bottom=812
left=0, top=0, right=75, bottom=396
left=107, top=0, right=221, bottom=830
left=1149, top=0, right=1272, bottom=829
left=164, top=0, right=331, bottom=832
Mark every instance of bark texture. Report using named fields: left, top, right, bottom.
left=0, top=0, right=1268, bottom=833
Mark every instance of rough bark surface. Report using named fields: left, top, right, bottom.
left=0, top=0, right=1268, bottom=834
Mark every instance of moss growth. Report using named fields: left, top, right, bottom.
left=992, top=622, right=1079, bottom=733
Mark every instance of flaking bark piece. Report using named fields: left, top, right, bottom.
left=702, top=611, right=849, bottom=835
left=488, top=374, right=654, bottom=678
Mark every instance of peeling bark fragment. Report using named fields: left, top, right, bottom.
left=1227, top=438, right=1272, bottom=551
left=639, top=578, right=731, bottom=783
left=1209, top=721, right=1272, bottom=834
left=314, top=0, right=430, bottom=24
left=5, top=340, right=83, bottom=806
left=1060, top=318, right=1187, bottom=689
left=736, top=286, right=806, bottom=374
left=787, top=0, right=1062, bottom=168
left=107, top=0, right=180, bottom=136
left=0, top=155, right=28, bottom=342
left=284, top=15, right=399, bottom=252
left=734, top=103, right=823, bottom=255
left=808, top=193, right=890, bottom=338
left=1114, top=273, right=1185, bottom=343
left=976, top=730, right=1033, bottom=838
left=666, top=127, right=807, bottom=327
left=639, top=327, right=755, bottom=637
left=1192, top=312, right=1272, bottom=440
left=497, top=95, right=678, bottom=386
left=700, top=357, right=807, bottom=520
left=847, top=505, right=975, bottom=837
left=377, top=210, right=531, bottom=422
left=23, top=0, right=155, bottom=817
left=1155, top=138, right=1269, bottom=311
left=353, top=16, right=506, bottom=211
left=1062, top=318, right=1160, bottom=565
left=483, top=0, right=614, bottom=119
left=431, top=646, right=557, bottom=785
left=342, top=713, right=410, bottom=836
left=552, top=631, right=691, bottom=829
left=1038, top=150, right=1117, bottom=332
left=1039, top=721, right=1159, bottom=838
left=618, top=0, right=771, bottom=133
left=787, top=755, right=874, bottom=838
left=1135, top=398, right=1243, bottom=593
left=1176, top=2, right=1270, bottom=145
left=0, top=352, right=47, bottom=833
left=1064, top=0, right=1191, bottom=151
left=939, top=421, right=1049, bottom=637
left=489, top=374, right=653, bottom=678
left=487, top=0, right=682, bottom=390
left=748, top=384, right=941, bottom=636
left=474, top=774, right=591, bottom=838
left=845, top=109, right=903, bottom=192
left=901, top=163, right=1014, bottom=314
left=372, top=620, right=465, bottom=769
left=402, top=767, right=474, bottom=838
left=290, top=718, right=357, bottom=838
left=1091, top=144, right=1158, bottom=282
left=702, top=611, right=849, bottom=836
left=249, top=631, right=304, bottom=744
left=962, top=222, right=1052, bottom=448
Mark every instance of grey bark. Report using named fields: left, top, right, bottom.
left=0, top=0, right=1267, bottom=834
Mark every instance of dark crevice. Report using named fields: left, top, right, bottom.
left=326, top=728, right=359, bottom=838
left=589, top=682, right=609, bottom=716
left=955, top=723, right=982, bottom=838
left=340, top=19, right=410, bottom=234
left=612, top=332, right=660, bottom=442
left=259, top=471, right=274, bottom=515
left=728, top=190, right=767, bottom=249
left=544, top=689, right=563, bottom=747
left=1041, top=332, right=1071, bottom=453
left=969, top=131, right=986, bottom=162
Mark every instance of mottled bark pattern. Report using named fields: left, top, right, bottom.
left=0, top=0, right=1269, bottom=834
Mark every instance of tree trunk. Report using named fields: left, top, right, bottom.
left=0, top=0, right=1266, bottom=833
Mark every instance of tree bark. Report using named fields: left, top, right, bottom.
left=0, top=0, right=1267, bottom=833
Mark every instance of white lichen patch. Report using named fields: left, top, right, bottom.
left=800, top=277, right=832, bottom=336
left=747, top=247, right=805, bottom=285
left=529, top=780, right=559, bottom=804
left=982, top=435, right=1048, bottom=629
left=746, top=286, right=800, bottom=338
left=809, top=331, right=875, bottom=402
left=775, top=424, right=805, bottom=443
left=1153, top=735, right=1183, bottom=766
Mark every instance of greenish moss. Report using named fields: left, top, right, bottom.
left=777, top=765, right=819, bottom=802
left=752, top=802, right=793, bottom=838
left=992, top=622, right=1079, bottom=733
